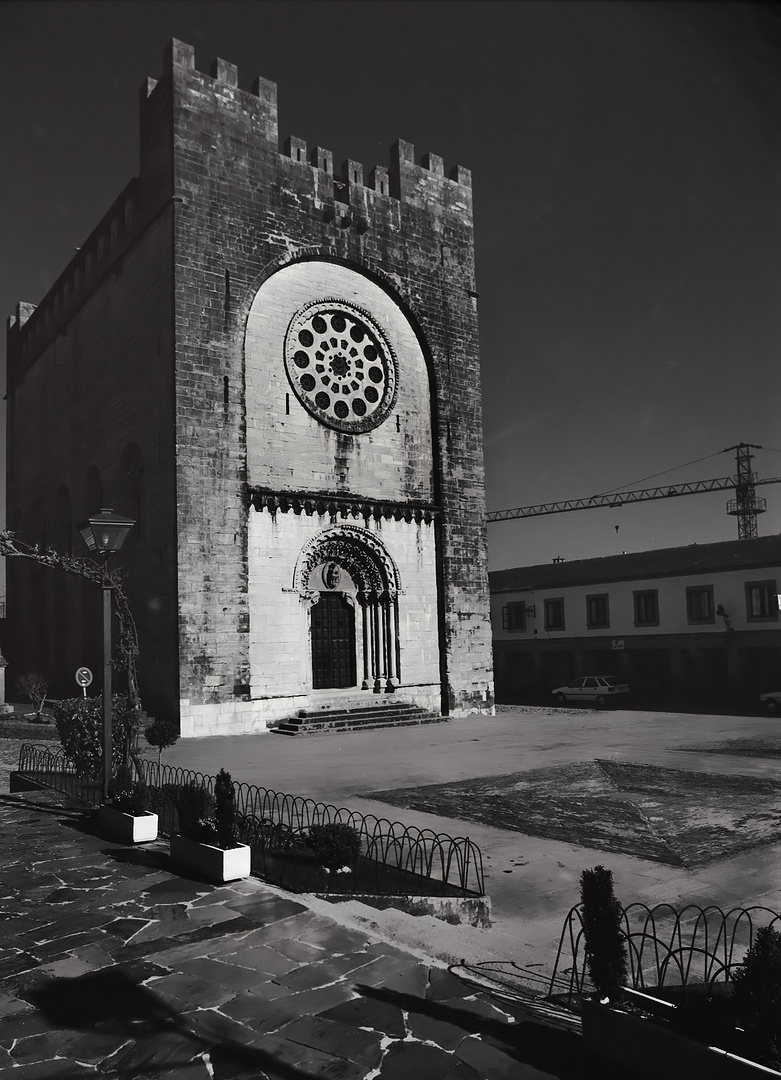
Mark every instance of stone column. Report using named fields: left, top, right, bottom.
left=372, top=599, right=384, bottom=692
left=382, top=596, right=395, bottom=692
left=393, top=598, right=402, bottom=687
left=359, top=595, right=370, bottom=690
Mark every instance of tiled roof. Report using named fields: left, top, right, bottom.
left=489, top=535, right=781, bottom=592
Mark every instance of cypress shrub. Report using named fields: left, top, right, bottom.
left=732, top=926, right=781, bottom=1068
left=580, top=865, right=628, bottom=1003
left=214, top=769, right=240, bottom=850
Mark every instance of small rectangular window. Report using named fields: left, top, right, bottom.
left=586, top=593, right=609, bottom=629
left=544, top=598, right=565, bottom=631
left=745, top=580, right=778, bottom=621
left=634, top=589, right=659, bottom=626
left=686, top=585, right=714, bottom=624
left=502, top=602, right=527, bottom=632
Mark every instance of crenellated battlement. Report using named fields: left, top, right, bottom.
left=6, top=178, right=146, bottom=375
left=8, top=38, right=474, bottom=369
left=154, top=39, right=471, bottom=208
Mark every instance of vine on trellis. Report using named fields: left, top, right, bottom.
left=0, top=530, right=143, bottom=769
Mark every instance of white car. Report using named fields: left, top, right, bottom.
left=759, top=691, right=781, bottom=714
left=552, top=676, right=630, bottom=707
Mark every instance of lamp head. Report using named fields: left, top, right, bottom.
left=77, top=508, right=135, bottom=557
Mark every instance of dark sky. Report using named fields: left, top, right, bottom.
left=2, top=0, right=780, bottom=571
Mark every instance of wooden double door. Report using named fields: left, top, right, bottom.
left=311, top=592, right=357, bottom=689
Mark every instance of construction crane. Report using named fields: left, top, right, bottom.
left=487, top=443, right=781, bottom=541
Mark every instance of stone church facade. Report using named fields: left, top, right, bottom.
left=6, top=40, right=494, bottom=737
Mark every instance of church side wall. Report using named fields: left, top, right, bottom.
left=5, top=206, right=179, bottom=718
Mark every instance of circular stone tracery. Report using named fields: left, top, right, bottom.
left=284, top=300, right=398, bottom=433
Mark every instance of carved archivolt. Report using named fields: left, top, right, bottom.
left=293, top=524, right=400, bottom=599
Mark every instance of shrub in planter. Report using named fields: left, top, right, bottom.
left=171, top=772, right=249, bottom=882
left=306, top=822, right=361, bottom=874
left=109, top=763, right=151, bottom=815
left=731, top=925, right=781, bottom=1068
left=580, top=865, right=628, bottom=1004
left=175, top=782, right=217, bottom=843
left=214, top=769, right=240, bottom=849
left=99, top=763, right=157, bottom=843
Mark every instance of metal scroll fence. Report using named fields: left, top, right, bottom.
left=15, top=744, right=485, bottom=899
left=548, top=901, right=781, bottom=1007
left=17, top=742, right=102, bottom=803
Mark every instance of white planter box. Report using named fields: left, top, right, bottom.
left=98, top=804, right=158, bottom=844
left=170, top=833, right=251, bottom=883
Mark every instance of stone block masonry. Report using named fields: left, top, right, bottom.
left=158, top=41, right=493, bottom=728
left=6, top=38, right=494, bottom=736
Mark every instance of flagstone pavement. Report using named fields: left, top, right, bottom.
left=0, top=788, right=599, bottom=1080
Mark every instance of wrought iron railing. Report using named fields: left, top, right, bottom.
left=15, top=744, right=484, bottom=898
left=17, top=743, right=102, bottom=802
left=549, top=901, right=781, bottom=1007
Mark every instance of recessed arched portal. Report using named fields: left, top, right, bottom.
left=294, top=524, right=401, bottom=694
left=311, top=591, right=356, bottom=689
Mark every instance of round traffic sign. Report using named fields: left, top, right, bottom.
left=75, top=667, right=93, bottom=688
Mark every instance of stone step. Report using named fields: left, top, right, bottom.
left=284, top=703, right=428, bottom=723
left=295, top=701, right=427, bottom=721
left=278, top=710, right=431, bottom=731
left=273, top=703, right=445, bottom=736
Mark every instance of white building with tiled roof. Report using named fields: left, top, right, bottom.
left=489, top=536, right=781, bottom=710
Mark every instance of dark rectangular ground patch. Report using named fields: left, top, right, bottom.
left=369, top=761, right=781, bottom=868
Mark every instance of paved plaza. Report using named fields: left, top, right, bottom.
left=1, top=703, right=780, bottom=1078
left=158, top=705, right=781, bottom=970
left=0, top=787, right=585, bottom=1079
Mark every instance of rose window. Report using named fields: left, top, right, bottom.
left=284, top=301, right=398, bottom=433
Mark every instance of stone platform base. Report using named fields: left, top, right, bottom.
left=273, top=701, right=447, bottom=736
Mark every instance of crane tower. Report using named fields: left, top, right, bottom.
left=726, top=443, right=766, bottom=539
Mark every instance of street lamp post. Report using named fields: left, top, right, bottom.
left=77, top=508, right=135, bottom=802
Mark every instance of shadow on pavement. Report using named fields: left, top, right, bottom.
left=100, top=844, right=171, bottom=871
left=0, top=792, right=86, bottom=821
left=29, top=967, right=313, bottom=1079
left=355, top=980, right=594, bottom=1080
